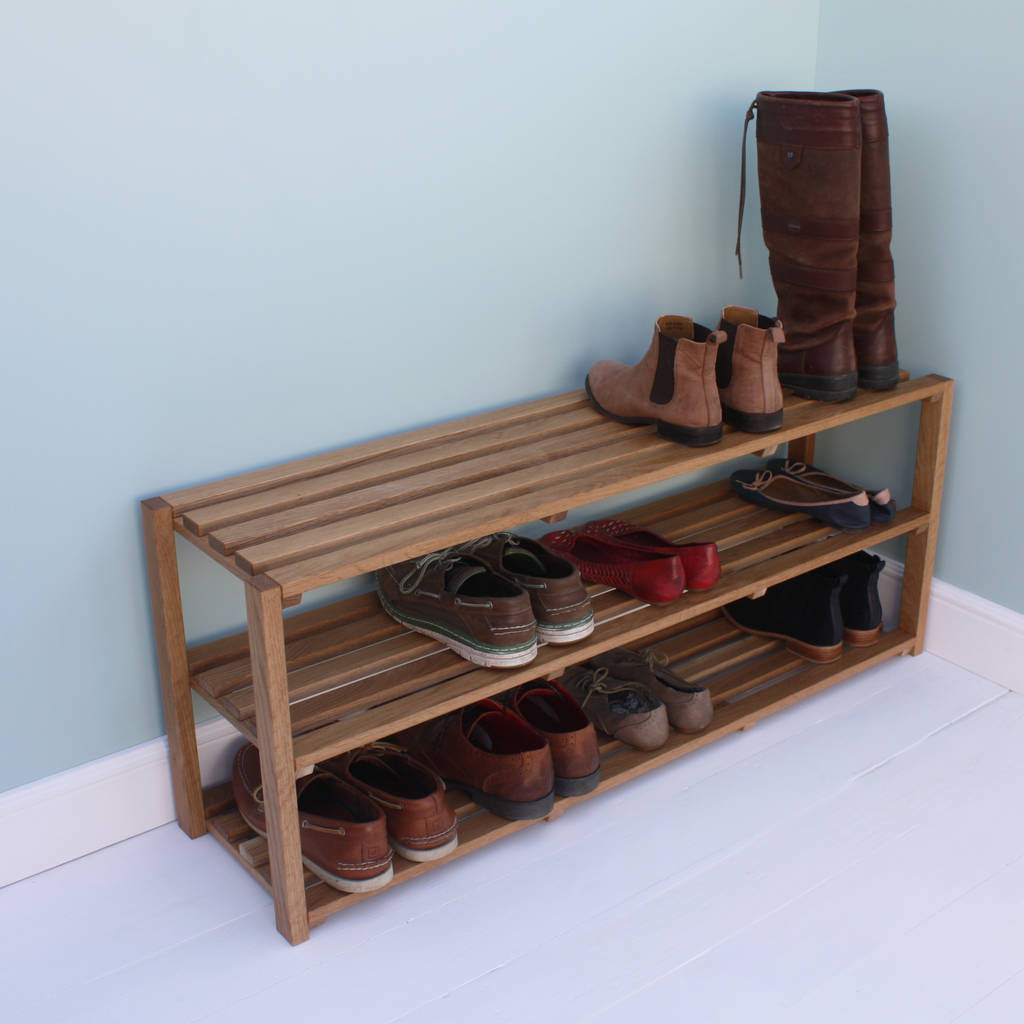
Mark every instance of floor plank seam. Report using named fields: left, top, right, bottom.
left=949, top=962, right=1024, bottom=1023
left=850, top=691, right=1010, bottom=782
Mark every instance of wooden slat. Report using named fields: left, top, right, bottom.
left=161, top=391, right=590, bottom=514
left=184, top=405, right=603, bottom=538
left=672, top=634, right=780, bottom=681
left=704, top=649, right=805, bottom=702
left=263, top=377, right=949, bottom=597
left=234, top=431, right=669, bottom=575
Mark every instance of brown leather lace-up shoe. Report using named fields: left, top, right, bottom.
left=586, top=316, right=725, bottom=446
left=457, top=533, right=594, bottom=645
left=318, top=744, right=458, bottom=862
left=559, top=664, right=669, bottom=751
left=588, top=648, right=713, bottom=734
left=376, top=549, right=537, bottom=668
left=402, top=699, right=556, bottom=820
left=716, top=306, right=785, bottom=433
left=508, top=679, right=601, bottom=796
left=232, top=743, right=393, bottom=893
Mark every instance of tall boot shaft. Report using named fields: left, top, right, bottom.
left=837, top=89, right=899, bottom=390
left=754, top=91, right=862, bottom=402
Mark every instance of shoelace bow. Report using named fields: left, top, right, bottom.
left=398, top=549, right=460, bottom=594
left=572, top=667, right=647, bottom=709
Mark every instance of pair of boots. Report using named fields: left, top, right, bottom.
left=723, top=551, right=885, bottom=663
left=585, top=305, right=785, bottom=447
left=738, top=90, right=899, bottom=402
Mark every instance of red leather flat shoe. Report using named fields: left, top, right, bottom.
left=540, top=529, right=685, bottom=604
left=581, top=519, right=721, bottom=590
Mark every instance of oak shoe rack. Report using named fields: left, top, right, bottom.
left=142, top=372, right=953, bottom=944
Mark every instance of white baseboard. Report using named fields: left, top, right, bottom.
left=3, top=570, right=1022, bottom=890
left=879, top=557, right=1024, bottom=693
left=0, top=717, right=243, bottom=889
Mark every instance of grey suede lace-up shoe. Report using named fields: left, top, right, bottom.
left=559, top=665, right=669, bottom=751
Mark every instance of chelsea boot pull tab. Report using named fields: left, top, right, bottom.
left=735, top=98, right=757, bottom=279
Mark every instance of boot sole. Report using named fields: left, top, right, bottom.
left=844, top=624, right=882, bottom=647
left=722, top=606, right=843, bottom=663
left=857, top=363, right=900, bottom=390
left=722, top=404, right=783, bottom=433
left=445, top=778, right=556, bottom=820
left=586, top=377, right=722, bottom=447
left=555, top=765, right=601, bottom=797
left=779, top=371, right=858, bottom=403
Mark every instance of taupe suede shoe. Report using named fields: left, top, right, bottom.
left=376, top=549, right=537, bottom=668
left=457, top=533, right=594, bottom=644
left=588, top=648, right=713, bottom=733
left=586, top=316, right=725, bottom=447
left=559, top=664, right=669, bottom=751
left=716, top=306, right=785, bottom=433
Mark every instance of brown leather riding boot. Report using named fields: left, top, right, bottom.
left=752, top=91, right=862, bottom=402
left=586, top=315, right=724, bottom=447
left=715, top=305, right=785, bottom=433
left=837, top=89, right=899, bottom=390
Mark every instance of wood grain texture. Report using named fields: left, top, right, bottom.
left=141, top=498, right=206, bottom=838
left=900, top=379, right=955, bottom=652
left=245, top=580, right=309, bottom=945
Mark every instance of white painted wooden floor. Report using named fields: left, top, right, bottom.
left=4, top=652, right=1023, bottom=1023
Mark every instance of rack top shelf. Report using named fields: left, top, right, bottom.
left=157, top=373, right=949, bottom=599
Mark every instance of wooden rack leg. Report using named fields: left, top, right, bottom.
left=786, top=433, right=816, bottom=466
left=141, top=498, right=206, bottom=838
left=246, top=576, right=310, bottom=945
left=899, top=382, right=954, bottom=654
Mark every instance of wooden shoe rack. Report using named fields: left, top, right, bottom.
left=142, top=372, right=952, bottom=944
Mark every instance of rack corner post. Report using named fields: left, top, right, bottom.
left=141, top=497, right=207, bottom=838
left=245, top=576, right=310, bottom=945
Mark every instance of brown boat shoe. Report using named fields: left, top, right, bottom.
left=400, top=699, right=555, bottom=820
left=318, top=745, right=458, bottom=862
left=458, top=533, right=595, bottom=644
left=588, top=648, right=713, bottom=733
left=559, top=664, right=669, bottom=751
left=376, top=548, right=537, bottom=668
left=232, top=743, right=394, bottom=893
left=507, top=679, right=601, bottom=796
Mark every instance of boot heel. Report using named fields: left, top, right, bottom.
left=857, top=363, right=899, bottom=390
left=722, top=405, right=783, bottom=433
left=656, top=420, right=722, bottom=447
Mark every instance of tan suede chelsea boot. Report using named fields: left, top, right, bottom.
left=716, top=306, right=785, bottom=433
left=586, top=315, right=725, bottom=447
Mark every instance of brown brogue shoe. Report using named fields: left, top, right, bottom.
left=402, top=700, right=555, bottom=820
left=508, top=679, right=600, bottom=796
left=318, top=745, right=458, bottom=863
left=232, top=743, right=394, bottom=893
left=586, top=316, right=724, bottom=446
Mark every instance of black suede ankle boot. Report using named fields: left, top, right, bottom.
left=823, top=551, right=885, bottom=646
left=723, top=570, right=844, bottom=663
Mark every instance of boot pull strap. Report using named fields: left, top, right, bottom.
left=735, top=98, right=757, bottom=279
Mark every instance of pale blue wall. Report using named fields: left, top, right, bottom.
left=0, top=1, right=817, bottom=792
left=811, top=0, right=1024, bottom=612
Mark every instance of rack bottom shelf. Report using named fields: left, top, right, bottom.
left=204, top=625, right=914, bottom=929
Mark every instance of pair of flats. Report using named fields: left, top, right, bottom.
left=723, top=550, right=886, bottom=663
left=376, top=533, right=594, bottom=669
left=231, top=741, right=458, bottom=894
left=585, top=306, right=786, bottom=447
left=559, top=648, right=714, bottom=752
left=542, top=519, right=720, bottom=605
left=731, top=458, right=895, bottom=531
left=399, top=679, right=602, bottom=821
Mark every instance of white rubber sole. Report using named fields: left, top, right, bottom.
left=536, top=615, right=595, bottom=645
left=241, top=816, right=394, bottom=893
left=380, top=602, right=537, bottom=668
left=391, top=832, right=459, bottom=863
